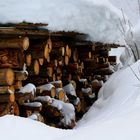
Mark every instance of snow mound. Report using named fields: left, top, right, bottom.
left=2, top=61, right=140, bottom=139
left=77, top=60, right=140, bottom=128
left=0, top=0, right=126, bottom=43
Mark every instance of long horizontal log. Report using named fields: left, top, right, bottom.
left=0, top=37, right=29, bottom=50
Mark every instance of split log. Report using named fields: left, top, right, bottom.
left=0, top=37, right=29, bottom=50
left=0, top=69, right=14, bottom=86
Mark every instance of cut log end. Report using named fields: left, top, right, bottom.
left=34, top=60, right=40, bottom=75
left=23, top=37, right=30, bottom=51
left=26, top=53, right=32, bottom=66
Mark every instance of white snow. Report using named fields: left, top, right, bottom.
left=81, top=87, right=92, bottom=94
left=63, top=83, right=77, bottom=97
left=51, top=99, right=75, bottom=126
left=0, top=0, right=127, bottom=43
left=35, top=96, right=53, bottom=104
left=110, top=0, right=139, bottom=26
left=1, top=60, right=140, bottom=139
left=19, top=83, right=36, bottom=96
left=23, top=102, right=42, bottom=108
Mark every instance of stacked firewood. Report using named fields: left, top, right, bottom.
left=0, top=37, right=30, bottom=116
left=0, top=27, right=119, bottom=128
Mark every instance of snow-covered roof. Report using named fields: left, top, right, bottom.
left=0, top=0, right=127, bottom=44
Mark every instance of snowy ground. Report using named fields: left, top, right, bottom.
left=2, top=60, right=140, bottom=140
left=1, top=0, right=140, bottom=140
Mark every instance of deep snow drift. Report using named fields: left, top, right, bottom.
left=0, top=0, right=126, bottom=44
left=2, top=60, right=140, bottom=140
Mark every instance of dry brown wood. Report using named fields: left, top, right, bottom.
left=0, top=93, right=15, bottom=103
left=0, top=85, right=15, bottom=94
left=30, top=42, right=50, bottom=60
left=0, top=49, right=25, bottom=69
left=36, top=84, right=56, bottom=98
left=56, top=88, right=65, bottom=101
left=47, top=38, right=52, bottom=53
left=79, top=52, right=92, bottom=59
left=14, top=71, right=28, bottom=81
left=0, top=68, right=14, bottom=86
left=14, top=80, right=22, bottom=90
left=15, top=92, right=34, bottom=105
left=72, top=48, right=78, bottom=62
left=38, top=58, right=44, bottom=66
left=0, top=37, right=29, bottom=50
left=0, top=102, right=19, bottom=116
left=27, top=60, right=40, bottom=76
left=50, top=47, right=65, bottom=59
left=25, top=53, right=32, bottom=66
left=64, top=55, right=69, bottom=65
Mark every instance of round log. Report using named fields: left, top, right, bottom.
left=0, top=37, right=29, bottom=50
left=26, top=53, right=32, bottom=66
left=34, top=60, right=40, bottom=75
left=36, top=84, right=56, bottom=98
left=38, top=58, right=44, bottom=66
left=47, top=38, right=52, bottom=53
left=56, top=88, right=65, bottom=101
left=0, top=69, right=14, bottom=86
left=64, top=55, right=69, bottom=65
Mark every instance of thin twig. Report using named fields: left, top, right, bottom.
left=121, top=8, right=126, bottom=25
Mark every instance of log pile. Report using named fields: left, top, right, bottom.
left=0, top=25, right=120, bottom=128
